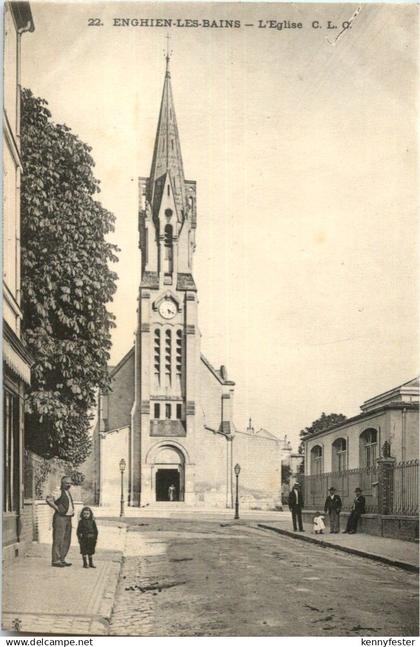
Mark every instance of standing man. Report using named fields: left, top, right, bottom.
left=324, top=486, right=342, bottom=533
left=343, top=488, right=366, bottom=534
left=288, top=483, right=304, bottom=532
left=46, top=476, right=75, bottom=567
left=168, top=483, right=176, bottom=502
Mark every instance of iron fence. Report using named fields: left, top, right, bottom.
left=392, top=459, right=419, bottom=516
left=302, top=465, right=378, bottom=513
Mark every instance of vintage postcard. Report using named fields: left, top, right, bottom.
left=2, top=0, right=418, bottom=639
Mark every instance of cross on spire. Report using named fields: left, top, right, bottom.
left=165, top=32, right=173, bottom=74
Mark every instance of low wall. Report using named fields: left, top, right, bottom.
left=381, top=515, right=419, bottom=542
left=19, top=501, right=35, bottom=544
left=302, top=510, right=419, bottom=541
left=3, top=503, right=36, bottom=565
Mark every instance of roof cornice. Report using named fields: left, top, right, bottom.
left=303, top=402, right=419, bottom=442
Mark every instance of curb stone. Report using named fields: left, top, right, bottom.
left=257, top=523, right=419, bottom=573
left=99, top=559, right=124, bottom=621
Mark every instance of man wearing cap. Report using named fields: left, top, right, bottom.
left=324, top=486, right=342, bottom=533
left=46, top=476, right=75, bottom=567
left=287, top=483, right=304, bottom=532
left=343, top=488, right=366, bottom=534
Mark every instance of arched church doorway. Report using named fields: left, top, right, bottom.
left=153, top=445, right=185, bottom=502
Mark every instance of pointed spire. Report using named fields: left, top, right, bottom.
left=165, top=32, right=171, bottom=76
left=149, top=46, right=185, bottom=217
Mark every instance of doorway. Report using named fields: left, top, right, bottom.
left=156, top=468, right=180, bottom=501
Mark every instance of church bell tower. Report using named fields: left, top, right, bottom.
left=131, top=55, right=198, bottom=506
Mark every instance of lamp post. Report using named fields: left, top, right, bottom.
left=234, top=463, right=241, bottom=520
left=119, top=458, right=126, bottom=517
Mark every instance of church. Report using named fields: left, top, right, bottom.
left=92, top=57, right=288, bottom=510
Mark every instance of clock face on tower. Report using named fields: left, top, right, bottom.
left=159, top=300, right=177, bottom=320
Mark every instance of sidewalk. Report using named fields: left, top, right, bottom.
left=2, top=520, right=127, bottom=635
left=257, top=519, right=419, bottom=572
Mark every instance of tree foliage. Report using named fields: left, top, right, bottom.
left=297, top=412, right=347, bottom=466
left=21, top=89, right=119, bottom=466
left=281, top=463, right=292, bottom=485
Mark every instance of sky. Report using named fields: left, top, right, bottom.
left=21, top=2, right=418, bottom=451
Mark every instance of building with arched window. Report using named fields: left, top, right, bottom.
left=91, top=59, right=287, bottom=510
left=332, top=438, right=347, bottom=472
left=310, top=445, right=323, bottom=475
left=359, top=429, right=377, bottom=468
left=304, top=378, right=418, bottom=477
left=302, top=378, right=419, bottom=518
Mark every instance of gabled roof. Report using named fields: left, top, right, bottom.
left=361, top=376, right=419, bottom=412
left=234, top=428, right=280, bottom=444
left=200, top=354, right=235, bottom=386
left=109, top=346, right=134, bottom=378
left=303, top=378, right=419, bottom=443
left=255, top=428, right=280, bottom=441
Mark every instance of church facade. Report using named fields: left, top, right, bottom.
left=93, top=59, right=286, bottom=510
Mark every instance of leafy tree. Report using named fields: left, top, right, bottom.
left=297, top=412, right=347, bottom=471
left=21, top=89, right=119, bottom=467
left=281, top=463, right=292, bottom=485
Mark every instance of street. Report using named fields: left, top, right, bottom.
left=109, top=519, right=418, bottom=636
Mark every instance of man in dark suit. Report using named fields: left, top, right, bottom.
left=46, top=476, right=75, bottom=567
left=288, top=483, right=304, bottom=532
left=343, top=488, right=366, bottom=534
left=324, top=486, right=342, bottom=533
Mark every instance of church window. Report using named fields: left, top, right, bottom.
left=163, top=224, right=173, bottom=274
left=165, top=403, right=171, bottom=419
left=167, top=184, right=170, bottom=196
left=154, top=329, right=161, bottom=385
left=154, top=403, right=160, bottom=419
left=165, top=329, right=172, bottom=386
left=171, top=139, right=174, bottom=151
left=176, top=403, right=182, bottom=420
left=176, top=329, right=182, bottom=376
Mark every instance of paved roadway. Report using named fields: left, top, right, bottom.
left=109, top=519, right=418, bottom=637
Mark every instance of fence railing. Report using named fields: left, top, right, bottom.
left=302, top=465, right=378, bottom=513
left=392, top=459, right=419, bottom=516
left=302, top=459, right=419, bottom=517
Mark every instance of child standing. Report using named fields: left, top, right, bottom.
left=312, top=511, right=326, bottom=534
left=77, top=507, right=98, bottom=568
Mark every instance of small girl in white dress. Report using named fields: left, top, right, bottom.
left=313, top=511, right=326, bottom=534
